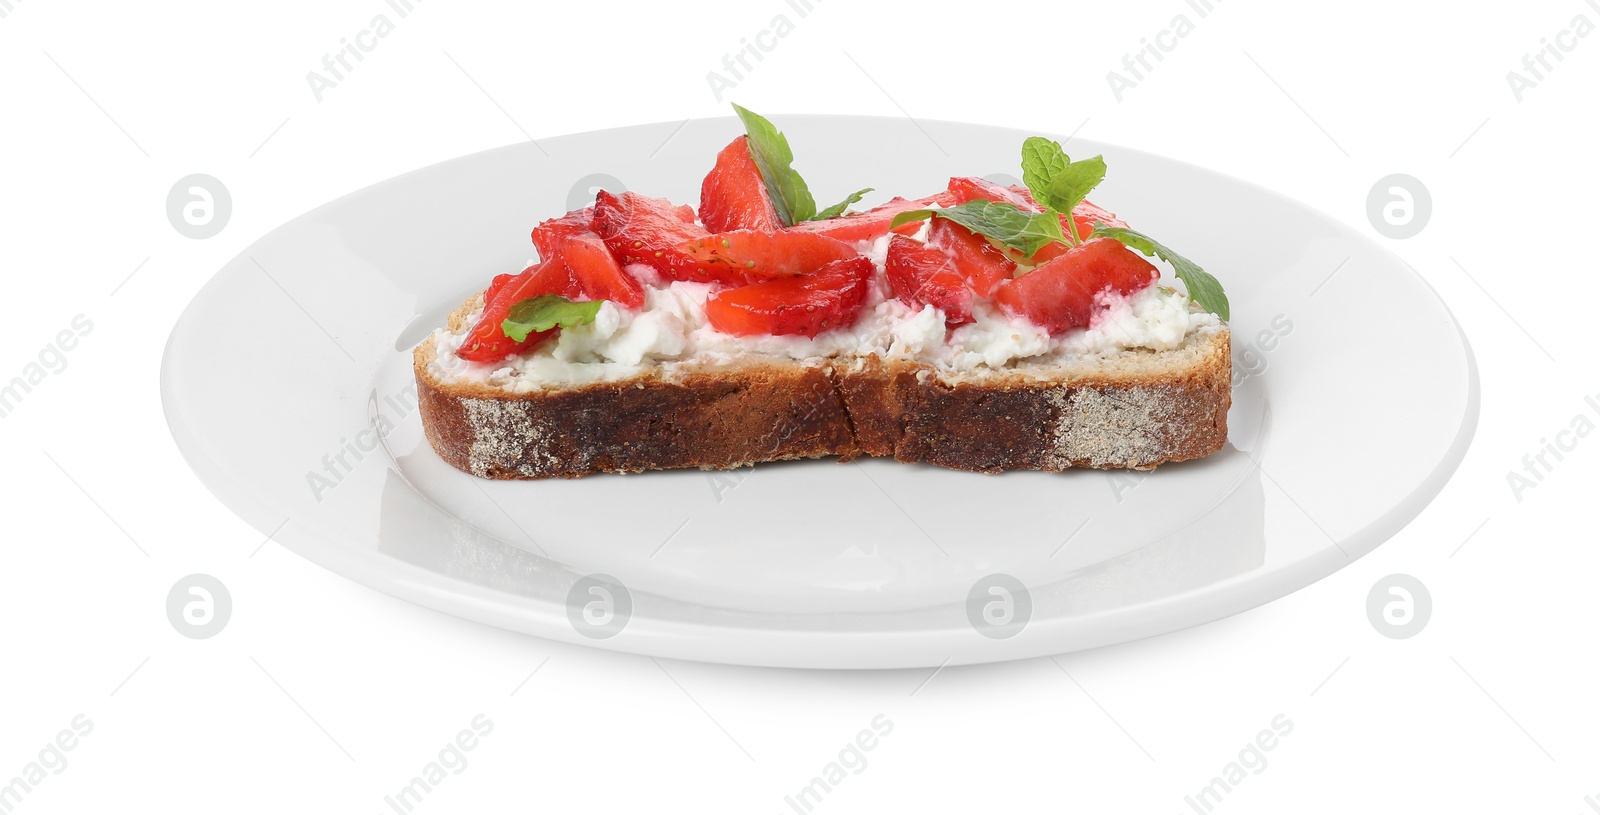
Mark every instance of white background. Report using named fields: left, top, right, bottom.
left=2, top=0, right=1597, bottom=812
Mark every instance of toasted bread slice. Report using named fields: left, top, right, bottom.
left=414, top=291, right=1231, bottom=478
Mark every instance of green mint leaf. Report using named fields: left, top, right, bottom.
left=1020, top=136, right=1072, bottom=206
left=888, top=209, right=936, bottom=229
left=813, top=188, right=874, bottom=221
left=892, top=201, right=1063, bottom=258
left=500, top=294, right=605, bottom=342
left=1039, top=155, right=1107, bottom=217
left=732, top=104, right=817, bottom=226
left=1020, top=137, right=1107, bottom=243
left=1091, top=225, right=1230, bottom=320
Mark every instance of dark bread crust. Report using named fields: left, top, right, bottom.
left=414, top=296, right=1231, bottom=478
left=418, top=360, right=858, bottom=479
left=837, top=355, right=1230, bottom=473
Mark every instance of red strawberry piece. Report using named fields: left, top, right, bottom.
left=883, top=235, right=974, bottom=329
left=677, top=229, right=858, bottom=280
left=483, top=272, right=519, bottom=304
left=532, top=205, right=648, bottom=308
left=926, top=218, right=1016, bottom=298
left=531, top=207, right=594, bottom=260
left=704, top=256, right=874, bottom=338
left=1070, top=200, right=1126, bottom=242
left=946, top=177, right=1038, bottom=211
left=558, top=232, right=645, bottom=309
left=700, top=136, right=784, bottom=233
left=591, top=190, right=744, bottom=285
left=456, top=259, right=582, bottom=362
left=669, top=202, right=698, bottom=223
left=992, top=238, right=1158, bottom=334
left=789, top=193, right=954, bottom=243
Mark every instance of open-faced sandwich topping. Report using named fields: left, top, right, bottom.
left=453, top=106, right=1229, bottom=369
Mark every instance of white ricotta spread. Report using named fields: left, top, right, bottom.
left=428, top=252, right=1219, bottom=391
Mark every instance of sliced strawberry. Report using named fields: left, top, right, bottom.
left=460, top=226, right=645, bottom=362
left=559, top=232, right=645, bottom=309
left=1020, top=244, right=1060, bottom=265
left=993, top=238, right=1158, bottom=334
left=484, top=272, right=519, bottom=304
left=884, top=235, right=973, bottom=329
left=1070, top=200, right=1126, bottom=242
left=677, top=230, right=858, bottom=280
left=705, top=256, right=873, bottom=338
left=457, top=260, right=581, bottom=362
left=700, top=136, right=784, bottom=233
left=926, top=218, right=1016, bottom=298
left=789, top=194, right=953, bottom=243
left=531, top=207, right=594, bottom=260
left=591, top=190, right=742, bottom=285
left=947, top=177, right=1037, bottom=211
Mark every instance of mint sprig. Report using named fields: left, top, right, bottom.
left=501, top=294, right=604, bottom=342
left=892, top=202, right=1062, bottom=257
left=1020, top=137, right=1106, bottom=246
left=1091, top=225, right=1230, bottom=320
left=732, top=104, right=872, bottom=225
left=938, top=135, right=1229, bottom=319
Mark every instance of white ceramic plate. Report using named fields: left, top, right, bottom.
left=162, top=115, right=1476, bottom=669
